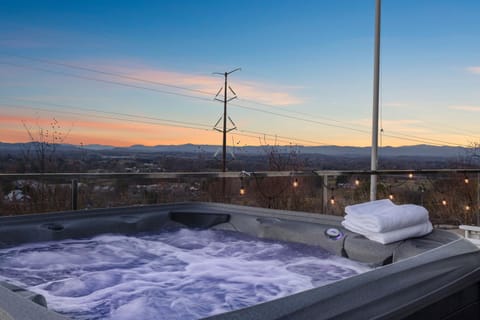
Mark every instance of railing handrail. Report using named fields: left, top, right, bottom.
left=0, top=171, right=310, bottom=180
left=1, top=168, right=480, bottom=179
left=2, top=169, right=479, bottom=225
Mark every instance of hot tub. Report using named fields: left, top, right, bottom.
left=0, top=202, right=479, bottom=319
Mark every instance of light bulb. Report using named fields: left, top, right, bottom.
left=292, top=179, right=299, bottom=188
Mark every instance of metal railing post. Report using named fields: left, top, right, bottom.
left=72, top=179, right=78, bottom=211
left=322, top=175, right=328, bottom=214
left=477, top=173, right=480, bottom=225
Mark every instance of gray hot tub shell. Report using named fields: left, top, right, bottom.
left=0, top=202, right=479, bottom=319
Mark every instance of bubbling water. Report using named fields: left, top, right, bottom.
left=0, top=229, right=371, bottom=319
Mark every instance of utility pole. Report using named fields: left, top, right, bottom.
left=213, top=68, right=241, bottom=172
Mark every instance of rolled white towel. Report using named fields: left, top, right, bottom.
left=341, top=220, right=433, bottom=244
left=344, top=204, right=429, bottom=233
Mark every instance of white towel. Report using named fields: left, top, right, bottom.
left=344, top=201, right=429, bottom=232
left=345, top=199, right=395, bottom=217
left=342, top=220, right=433, bottom=244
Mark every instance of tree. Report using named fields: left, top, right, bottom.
left=22, top=118, right=71, bottom=172
left=248, top=138, right=309, bottom=209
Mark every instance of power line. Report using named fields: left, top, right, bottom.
left=231, top=101, right=371, bottom=134
left=414, top=122, right=480, bottom=142
left=237, top=128, right=327, bottom=146
left=7, top=97, right=211, bottom=129
left=1, top=99, right=326, bottom=146
left=2, top=100, right=467, bottom=148
left=379, top=128, right=469, bottom=147
left=0, top=61, right=214, bottom=103
left=0, top=54, right=374, bottom=131
left=0, top=55, right=342, bottom=128
left=233, top=99, right=465, bottom=146
left=237, top=96, right=348, bottom=124
left=1, top=103, right=212, bottom=131
left=0, top=52, right=216, bottom=97
left=0, top=57, right=474, bottom=147
left=0, top=52, right=353, bottom=125
left=379, top=131, right=463, bottom=147
left=1, top=60, right=372, bottom=136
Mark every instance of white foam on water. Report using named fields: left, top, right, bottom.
left=0, top=228, right=372, bottom=320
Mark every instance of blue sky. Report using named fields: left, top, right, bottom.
left=1, top=0, right=479, bottom=147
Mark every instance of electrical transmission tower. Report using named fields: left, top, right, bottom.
left=213, top=68, right=241, bottom=172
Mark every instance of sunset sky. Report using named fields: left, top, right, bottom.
left=1, top=0, right=479, bottom=147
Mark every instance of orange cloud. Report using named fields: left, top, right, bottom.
left=72, top=60, right=304, bottom=107
left=466, top=66, right=480, bottom=74
left=63, top=125, right=260, bottom=147
left=0, top=111, right=265, bottom=147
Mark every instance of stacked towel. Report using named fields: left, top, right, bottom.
left=341, top=199, right=433, bottom=244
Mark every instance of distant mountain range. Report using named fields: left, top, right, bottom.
left=0, top=142, right=469, bottom=159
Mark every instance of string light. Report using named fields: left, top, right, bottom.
left=330, top=188, right=335, bottom=205
left=388, top=193, right=394, bottom=200
left=239, top=176, right=245, bottom=195
left=464, top=176, right=469, bottom=184
left=355, top=178, right=360, bottom=186
left=465, top=205, right=471, bottom=211
left=442, top=199, right=447, bottom=206
left=292, top=178, right=299, bottom=188
left=408, top=173, right=414, bottom=179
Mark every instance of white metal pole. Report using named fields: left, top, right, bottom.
left=370, top=0, right=381, bottom=201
